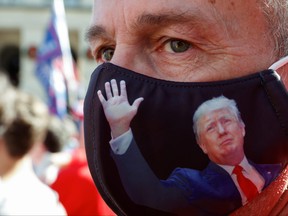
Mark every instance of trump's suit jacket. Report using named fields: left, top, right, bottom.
left=112, top=139, right=282, bottom=216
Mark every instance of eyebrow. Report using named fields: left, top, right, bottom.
left=85, top=10, right=205, bottom=42
left=133, top=11, right=201, bottom=29
left=85, top=25, right=108, bottom=42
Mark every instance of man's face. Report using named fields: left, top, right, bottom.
left=196, top=108, right=245, bottom=165
left=88, top=0, right=275, bottom=82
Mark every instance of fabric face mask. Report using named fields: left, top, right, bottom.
left=84, top=60, right=288, bottom=216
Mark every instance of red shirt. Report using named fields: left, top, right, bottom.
left=51, top=148, right=115, bottom=216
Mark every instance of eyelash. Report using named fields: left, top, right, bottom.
left=94, top=45, right=115, bottom=62
left=158, top=38, right=192, bottom=53
left=93, top=37, right=193, bottom=63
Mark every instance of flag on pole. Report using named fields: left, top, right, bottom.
left=36, top=0, right=78, bottom=118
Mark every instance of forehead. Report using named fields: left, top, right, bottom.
left=199, top=108, right=235, bottom=124
left=91, top=0, right=262, bottom=30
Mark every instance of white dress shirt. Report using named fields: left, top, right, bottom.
left=220, top=157, right=265, bottom=205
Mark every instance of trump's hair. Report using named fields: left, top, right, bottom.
left=192, top=96, right=244, bottom=141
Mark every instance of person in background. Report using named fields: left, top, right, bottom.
left=0, top=72, right=66, bottom=215
left=30, top=115, right=75, bottom=185
left=50, top=102, right=115, bottom=216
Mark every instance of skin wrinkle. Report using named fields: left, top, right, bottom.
left=89, top=0, right=281, bottom=82
left=189, top=4, right=239, bottom=81
left=208, top=1, right=249, bottom=40
left=87, top=7, right=217, bottom=46
left=132, top=11, right=204, bottom=31
left=193, top=2, right=274, bottom=80
left=163, top=23, right=207, bottom=81
left=209, top=4, right=232, bottom=42
left=152, top=12, right=234, bottom=81
left=87, top=12, right=210, bottom=43
left=89, top=10, right=219, bottom=80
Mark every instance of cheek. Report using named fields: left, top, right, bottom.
left=199, top=134, right=217, bottom=153
left=230, top=125, right=244, bottom=137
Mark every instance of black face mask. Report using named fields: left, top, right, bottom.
left=84, top=62, right=288, bottom=216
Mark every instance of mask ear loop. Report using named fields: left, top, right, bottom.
left=269, top=56, right=288, bottom=71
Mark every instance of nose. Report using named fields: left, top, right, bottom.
left=110, top=45, right=134, bottom=69
left=217, top=123, right=226, bottom=134
left=110, top=45, right=153, bottom=76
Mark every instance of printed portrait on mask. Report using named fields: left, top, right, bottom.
left=84, top=63, right=288, bottom=216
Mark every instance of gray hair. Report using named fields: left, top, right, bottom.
left=261, top=0, right=288, bottom=57
left=192, top=96, right=243, bottom=140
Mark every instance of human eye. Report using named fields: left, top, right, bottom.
left=206, top=123, right=216, bottom=133
left=95, top=47, right=115, bottom=63
left=222, top=117, right=233, bottom=125
left=163, top=39, right=191, bottom=53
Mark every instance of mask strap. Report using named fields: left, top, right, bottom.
left=269, top=55, right=288, bottom=71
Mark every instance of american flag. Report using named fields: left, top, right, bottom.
left=35, top=0, right=78, bottom=118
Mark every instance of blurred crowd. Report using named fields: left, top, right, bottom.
left=0, top=71, right=115, bottom=216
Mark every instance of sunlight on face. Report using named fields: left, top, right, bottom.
left=89, top=0, right=274, bottom=82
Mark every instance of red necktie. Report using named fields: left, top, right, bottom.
left=233, top=165, right=259, bottom=202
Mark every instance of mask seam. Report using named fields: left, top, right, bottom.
left=103, top=64, right=274, bottom=88
left=259, top=72, right=288, bottom=136
left=89, top=68, right=127, bottom=216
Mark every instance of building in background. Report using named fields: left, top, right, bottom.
left=0, top=0, right=95, bottom=102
